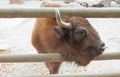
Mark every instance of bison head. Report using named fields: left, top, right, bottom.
left=53, top=9, right=105, bottom=66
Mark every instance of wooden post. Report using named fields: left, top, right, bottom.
left=9, top=0, right=24, bottom=4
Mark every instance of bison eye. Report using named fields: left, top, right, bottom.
left=74, top=27, right=87, bottom=42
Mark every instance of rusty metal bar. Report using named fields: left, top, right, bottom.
left=0, top=8, right=120, bottom=18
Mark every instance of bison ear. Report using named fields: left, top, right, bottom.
left=52, top=26, right=65, bottom=39
left=74, top=27, right=87, bottom=42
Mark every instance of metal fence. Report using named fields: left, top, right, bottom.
left=0, top=8, right=120, bottom=18
left=0, top=52, right=120, bottom=63
left=0, top=8, right=120, bottom=77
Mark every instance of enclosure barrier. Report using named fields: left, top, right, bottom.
left=0, top=8, right=120, bottom=18
left=0, top=52, right=120, bottom=63
left=0, top=7, right=120, bottom=77
left=12, top=73, right=120, bottom=77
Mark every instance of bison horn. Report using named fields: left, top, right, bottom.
left=55, top=8, right=72, bottom=28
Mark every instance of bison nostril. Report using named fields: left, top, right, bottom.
left=99, top=42, right=106, bottom=51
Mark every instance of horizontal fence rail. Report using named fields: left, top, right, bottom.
left=0, top=52, right=120, bottom=63
left=12, top=73, right=120, bottom=77
left=0, top=8, right=120, bottom=18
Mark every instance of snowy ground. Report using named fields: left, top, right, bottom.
left=0, top=0, right=120, bottom=77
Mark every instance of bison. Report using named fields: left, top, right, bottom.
left=31, top=1, right=105, bottom=74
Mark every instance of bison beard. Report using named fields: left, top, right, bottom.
left=31, top=1, right=105, bottom=74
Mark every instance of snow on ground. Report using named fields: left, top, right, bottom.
left=0, top=0, right=120, bottom=77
